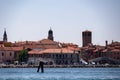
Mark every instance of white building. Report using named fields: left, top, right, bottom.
left=28, top=48, right=79, bottom=65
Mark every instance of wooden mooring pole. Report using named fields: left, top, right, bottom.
left=37, top=61, right=44, bottom=73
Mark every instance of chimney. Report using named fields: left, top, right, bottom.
left=105, top=40, right=108, bottom=47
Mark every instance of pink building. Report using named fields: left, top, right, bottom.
left=0, top=47, right=23, bottom=64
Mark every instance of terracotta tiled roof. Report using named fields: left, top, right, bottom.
left=28, top=48, right=77, bottom=55
left=0, top=47, right=4, bottom=50
left=11, top=47, right=23, bottom=51
left=14, top=39, right=58, bottom=45
left=102, top=49, right=108, bottom=52
left=114, top=46, right=120, bottom=49
left=93, top=49, right=98, bottom=52
left=0, top=47, right=23, bottom=51
left=0, top=47, right=12, bottom=51
left=14, top=39, right=59, bottom=49
left=67, top=46, right=80, bottom=51
left=28, top=50, right=43, bottom=54
left=111, top=49, right=120, bottom=52
left=38, top=39, right=58, bottom=45
left=0, top=41, right=4, bottom=44
left=109, top=41, right=120, bottom=46
left=42, top=48, right=74, bottom=53
left=24, top=45, right=43, bottom=49
left=24, top=44, right=59, bottom=49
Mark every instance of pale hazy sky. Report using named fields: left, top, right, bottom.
left=0, top=0, right=120, bottom=46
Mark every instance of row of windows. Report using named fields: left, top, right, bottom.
left=111, top=52, right=120, bottom=55
left=82, top=32, right=91, bottom=37
left=52, top=54, right=69, bottom=59
left=29, top=54, right=42, bottom=57
left=30, top=54, right=75, bottom=59
left=1, top=52, right=12, bottom=56
left=93, top=52, right=120, bottom=56
left=55, top=60, right=74, bottom=65
left=110, top=57, right=120, bottom=60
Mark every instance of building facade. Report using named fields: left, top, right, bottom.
left=0, top=47, right=23, bottom=64
left=0, top=47, right=14, bottom=63
left=28, top=48, right=79, bottom=65
left=80, top=41, right=120, bottom=64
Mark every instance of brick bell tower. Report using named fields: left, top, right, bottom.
left=82, top=30, right=92, bottom=47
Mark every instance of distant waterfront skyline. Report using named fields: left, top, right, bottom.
left=0, top=0, right=120, bottom=46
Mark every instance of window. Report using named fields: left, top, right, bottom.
left=71, top=54, right=73, bottom=58
left=14, top=52, right=17, bottom=58
left=118, top=52, right=119, bottom=55
left=53, top=54, right=54, bottom=58
left=63, top=55, right=64, bottom=58
left=71, top=60, right=73, bottom=64
left=10, top=52, right=12, bottom=56
left=2, top=52, right=4, bottom=56
left=65, top=60, right=68, bottom=64
left=59, top=54, right=61, bottom=59
left=65, top=54, right=67, bottom=58
left=31, top=54, right=33, bottom=57
left=56, top=54, right=58, bottom=58
left=39, top=54, right=42, bottom=57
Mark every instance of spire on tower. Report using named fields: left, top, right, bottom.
left=3, top=28, right=7, bottom=42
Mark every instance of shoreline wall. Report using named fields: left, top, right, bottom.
left=0, top=64, right=120, bottom=68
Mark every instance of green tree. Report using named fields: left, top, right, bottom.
left=18, top=49, right=28, bottom=63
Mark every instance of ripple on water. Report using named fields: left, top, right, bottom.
left=0, top=68, right=120, bottom=80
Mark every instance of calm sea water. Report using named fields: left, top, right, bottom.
left=0, top=68, right=120, bottom=80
